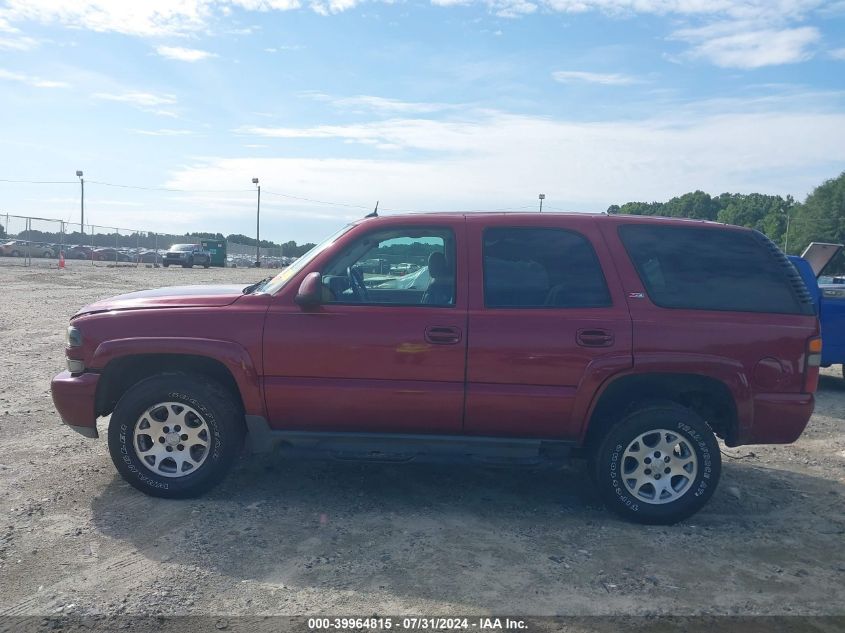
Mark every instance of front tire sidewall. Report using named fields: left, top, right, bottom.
left=107, top=375, right=242, bottom=498
left=594, top=406, right=721, bottom=525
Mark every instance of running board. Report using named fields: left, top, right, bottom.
left=245, top=416, right=577, bottom=464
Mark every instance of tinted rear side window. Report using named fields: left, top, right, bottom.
left=483, top=227, right=611, bottom=308
left=618, top=225, right=813, bottom=315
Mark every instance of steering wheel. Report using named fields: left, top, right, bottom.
left=347, top=265, right=369, bottom=302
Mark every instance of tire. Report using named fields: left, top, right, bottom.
left=183, top=257, right=193, bottom=269
left=163, top=262, right=169, bottom=268
left=591, top=402, right=721, bottom=525
left=203, top=262, right=210, bottom=269
left=107, top=373, right=245, bottom=498
left=11, top=250, right=20, bottom=257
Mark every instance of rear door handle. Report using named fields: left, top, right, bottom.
left=576, top=328, right=614, bottom=347
left=425, top=326, right=462, bottom=345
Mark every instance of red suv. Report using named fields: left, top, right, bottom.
left=51, top=213, right=819, bottom=524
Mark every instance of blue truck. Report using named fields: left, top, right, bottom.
left=789, top=242, right=845, bottom=377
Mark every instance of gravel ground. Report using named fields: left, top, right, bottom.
left=0, top=258, right=844, bottom=618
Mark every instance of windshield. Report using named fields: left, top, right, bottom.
left=260, top=224, right=355, bottom=295
left=170, top=244, right=195, bottom=252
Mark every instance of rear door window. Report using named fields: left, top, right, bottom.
left=618, top=225, right=813, bottom=315
left=483, top=227, right=611, bottom=308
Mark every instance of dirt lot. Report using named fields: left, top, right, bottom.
left=0, top=258, right=844, bottom=618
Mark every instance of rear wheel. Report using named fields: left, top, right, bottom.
left=591, top=402, right=720, bottom=524
left=163, top=262, right=169, bottom=267
left=107, top=373, right=244, bottom=498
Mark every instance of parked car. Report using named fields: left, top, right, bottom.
left=0, top=240, right=27, bottom=256
left=66, top=245, right=94, bottom=260
left=92, top=247, right=133, bottom=262
left=136, top=250, right=163, bottom=264
left=51, top=213, right=819, bottom=524
left=0, top=240, right=55, bottom=257
left=163, top=244, right=211, bottom=268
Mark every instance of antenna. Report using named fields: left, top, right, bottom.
left=365, top=200, right=379, bottom=218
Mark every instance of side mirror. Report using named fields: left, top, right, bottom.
left=295, top=271, right=323, bottom=308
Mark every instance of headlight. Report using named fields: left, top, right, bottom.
left=66, top=326, right=83, bottom=348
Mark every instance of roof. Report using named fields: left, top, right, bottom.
left=352, top=210, right=739, bottom=230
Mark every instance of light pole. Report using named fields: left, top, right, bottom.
left=539, top=193, right=545, bottom=212
left=76, top=170, right=84, bottom=234
left=253, top=177, right=261, bottom=267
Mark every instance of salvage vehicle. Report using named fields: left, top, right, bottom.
left=789, top=242, right=845, bottom=378
left=51, top=213, right=820, bottom=524
left=163, top=244, right=211, bottom=269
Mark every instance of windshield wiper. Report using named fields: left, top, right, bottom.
left=242, top=276, right=273, bottom=294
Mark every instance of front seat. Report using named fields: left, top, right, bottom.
left=421, top=251, right=454, bottom=305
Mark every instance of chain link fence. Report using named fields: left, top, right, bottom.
left=226, top=241, right=288, bottom=268
left=0, top=213, right=290, bottom=270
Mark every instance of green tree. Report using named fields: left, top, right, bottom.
left=788, top=172, right=845, bottom=255
left=662, top=191, right=719, bottom=220
left=613, top=201, right=664, bottom=216
left=716, top=193, right=795, bottom=248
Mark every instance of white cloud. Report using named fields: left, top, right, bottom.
left=552, top=70, right=643, bottom=85
left=0, top=34, right=40, bottom=50
left=215, top=101, right=845, bottom=216
left=0, top=68, right=69, bottom=88
left=155, top=45, right=217, bottom=61
left=264, top=44, right=303, bottom=52
left=303, top=92, right=460, bottom=114
left=130, top=128, right=196, bottom=136
left=831, top=47, right=845, bottom=60
left=673, top=24, right=821, bottom=68
left=92, top=91, right=177, bottom=107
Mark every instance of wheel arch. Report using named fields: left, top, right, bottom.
left=92, top=339, right=263, bottom=419
left=581, top=372, right=740, bottom=450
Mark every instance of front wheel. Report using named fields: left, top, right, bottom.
left=592, top=402, right=721, bottom=525
left=107, top=373, right=244, bottom=498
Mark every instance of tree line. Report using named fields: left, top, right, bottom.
left=608, top=171, right=845, bottom=258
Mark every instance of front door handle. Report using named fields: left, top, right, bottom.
left=425, top=326, right=462, bottom=345
left=577, top=328, right=614, bottom=347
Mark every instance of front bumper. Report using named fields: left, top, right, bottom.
left=51, top=370, right=100, bottom=438
left=733, top=392, right=815, bottom=446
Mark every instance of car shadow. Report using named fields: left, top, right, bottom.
left=89, top=452, right=845, bottom=607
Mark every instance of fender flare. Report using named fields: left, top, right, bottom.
left=573, top=353, right=751, bottom=444
left=91, top=337, right=263, bottom=416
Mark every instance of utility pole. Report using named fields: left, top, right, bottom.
left=253, top=178, right=261, bottom=267
left=76, top=170, right=84, bottom=233
left=539, top=193, right=545, bottom=212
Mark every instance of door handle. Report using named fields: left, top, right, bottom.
left=576, top=328, right=614, bottom=347
left=425, top=326, right=462, bottom=345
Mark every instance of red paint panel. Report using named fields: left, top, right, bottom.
left=464, top=383, right=575, bottom=437
left=264, top=377, right=464, bottom=433
left=746, top=393, right=814, bottom=445
left=51, top=370, right=99, bottom=429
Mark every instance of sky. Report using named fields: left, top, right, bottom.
left=1, top=0, right=844, bottom=244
